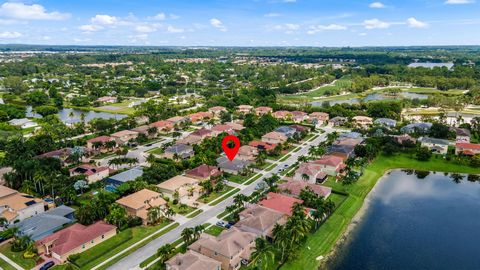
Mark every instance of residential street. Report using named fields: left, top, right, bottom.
left=104, top=128, right=334, bottom=270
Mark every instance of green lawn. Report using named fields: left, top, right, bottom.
left=226, top=174, right=250, bottom=184
left=280, top=153, right=480, bottom=270
left=147, top=147, right=164, bottom=155
left=266, top=154, right=283, bottom=161
left=209, top=188, right=240, bottom=206
left=279, top=77, right=353, bottom=103
left=0, top=257, right=17, bottom=270
left=204, top=225, right=225, bottom=236
left=68, top=222, right=178, bottom=270
left=168, top=202, right=196, bottom=215
left=198, top=185, right=235, bottom=204
left=279, top=154, right=291, bottom=162
left=245, top=174, right=263, bottom=185
left=185, top=209, right=203, bottom=218
left=0, top=244, right=38, bottom=269
left=265, top=163, right=277, bottom=171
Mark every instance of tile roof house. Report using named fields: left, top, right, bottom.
left=208, top=106, right=227, bottom=117
left=188, top=112, right=214, bottom=123
left=258, top=192, right=304, bottom=216
left=36, top=221, right=117, bottom=263
left=166, top=116, right=187, bottom=125
left=15, top=205, right=75, bottom=241
left=328, top=144, right=356, bottom=160
left=96, top=96, right=117, bottom=103
left=275, top=126, right=297, bottom=138
left=166, top=250, right=222, bottom=270
left=400, top=122, right=432, bottom=134
left=225, top=122, right=245, bottom=132
left=111, top=130, right=139, bottom=145
left=278, top=181, right=332, bottom=199
left=255, top=106, right=273, bottom=116
left=116, top=189, right=166, bottom=224
left=157, top=175, right=201, bottom=203
left=261, top=131, right=288, bottom=145
left=328, top=116, right=347, bottom=127
left=352, top=116, right=373, bottom=128
left=178, top=129, right=213, bottom=145
left=291, top=111, right=308, bottom=123
left=211, top=124, right=235, bottom=136
left=293, top=162, right=327, bottom=184
left=289, top=124, right=309, bottom=134
left=86, top=136, right=116, bottom=152
left=0, top=186, right=45, bottom=225
left=237, top=145, right=259, bottom=161
left=248, top=141, right=278, bottom=152
left=131, top=125, right=152, bottom=137
left=313, top=155, right=345, bottom=176
left=393, top=134, right=417, bottom=145
left=164, top=144, right=195, bottom=159
left=450, top=127, right=471, bottom=142
left=272, top=110, right=291, bottom=120
left=216, top=156, right=251, bottom=175
left=36, top=148, right=75, bottom=166
left=236, top=105, right=254, bottom=114
left=150, top=120, right=174, bottom=132
left=419, top=137, right=451, bottom=154
left=106, top=167, right=143, bottom=186
left=309, top=112, right=329, bottom=127
left=186, top=164, right=222, bottom=181
left=236, top=204, right=286, bottom=238
left=339, top=132, right=363, bottom=140
left=188, top=227, right=257, bottom=270
left=455, top=142, right=480, bottom=156
left=374, top=118, right=397, bottom=128
left=69, top=164, right=109, bottom=184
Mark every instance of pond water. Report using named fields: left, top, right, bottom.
left=26, top=106, right=127, bottom=124
left=312, top=92, right=428, bottom=106
left=328, top=170, right=480, bottom=270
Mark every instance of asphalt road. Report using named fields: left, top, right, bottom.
left=106, top=128, right=334, bottom=270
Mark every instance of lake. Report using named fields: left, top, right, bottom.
left=26, top=106, right=127, bottom=124
left=328, top=170, right=480, bottom=270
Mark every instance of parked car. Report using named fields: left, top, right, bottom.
left=225, top=224, right=232, bottom=229
left=216, top=221, right=225, bottom=227
left=40, top=261, right=55, bottom=270
left=228, top=220, right=236, bottom=225
left=146, top=143, right=153, bottom=147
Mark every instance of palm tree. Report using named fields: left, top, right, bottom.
left=147, top=206, right=163, bottom=225
left=181, top=227, right=195, bottom=245
left=250, top=237, right=275, bottom=270
left=164, top=208, right=175, bottom=220
left=193, top=225, right=204, bottom=240
left=272, top=224, right=289, bottom=262
left=233, top=194, right=248, bottom=208
left=301, top=173, right=309, bottom=182
left=156, top=243, right=175, bottom=264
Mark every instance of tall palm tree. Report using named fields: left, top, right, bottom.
left=147, top=206, right=163, bottom=225
left=250, top=237, right=275, bottom=270
left=156, top=243, right=175, bottom=264
left=181, top=227, right=195, bottom=245
left=193, top=225, right=204, bottom=240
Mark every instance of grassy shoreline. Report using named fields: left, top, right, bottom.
left=280, top=153, right=480, bottom=270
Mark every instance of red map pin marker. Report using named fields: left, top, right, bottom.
left=222, top=135, right=240, bottom=161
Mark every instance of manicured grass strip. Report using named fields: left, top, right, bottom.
left=146, top=147, right=164, bottom=155
left=267, top=155, right=283, bottom=161
left=279, top=154, right=291, bottom=162
left=227, top=174, right=249, bottom=184
left=185, top=209, right=203, bottom=218
left=168, top=202, right=196, bottom=215
left=0, top=244, right=36, bottom=269
left=0, top=256, right=19, bottom=270
left=209, top=188, right=241, bottom=206
left=280, top=153, right=480, bottom=270
left=245, top=173, right=263, bottom=185
left=204, top=225, right=225, bottom=236
left=265, top=163, right=277, bottom=171
left=199, top=185, right=234, bottom=204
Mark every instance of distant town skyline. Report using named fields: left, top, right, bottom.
left=0, top=0, right=479, bottom=46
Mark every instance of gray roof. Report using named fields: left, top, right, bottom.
left=275, top=126, right=297, bottom=137
left=419, top=137, right=450, bottom=146
left=339, top=132, right=362, bottom=139
left=166, top=143, right=193, bottom=154
left=329, top=144, right=355, bottom=154
left=108, top=167, right=143, bottom=183
left=14, top=205, right=75, bottom=241
left=374, top=118, right=397, bottom=126
left=216, top=156, right=251, bottom=171
left=400, top=122, right=432, bottom=133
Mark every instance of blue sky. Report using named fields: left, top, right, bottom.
left=0, top=0, right=479, bottom=46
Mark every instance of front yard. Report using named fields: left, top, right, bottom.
left=198, top=185, right=235, bottom=204
left=168, top=202, right=196, bottom=216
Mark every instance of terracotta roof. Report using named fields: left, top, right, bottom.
left=37, top=148, right=73, bottom=159
left=157, top=175, right=199, bottom=192
left=295, top=162, right=322, bottom=177
left=262, top=131, right=287, bottom=141
left=116, top=189, right=166, bottom=210
left=87, top=136, right=113, bottom=143
left=313, top=155, right=344, bottom=167
left=69, top=164, right=109, bottom=176
left=225, top=122, right=245, bottom=131
left=255, top=106, right=272, bottom=113
left=211, top=124, right=233, bottom=133
left=278, top=181, right=332, bottom=198
left=166, top=250, right=222, bottom=270
left=236, top=205, right=286, bottom=236
left=249, top=141, right=277, bottom=151
left=166, top=116, right=186, bottom=123
left=186, top=164, right=221, bottom=179
left=258, top=192, right=303, bottom=216
left=189, top=227, right=256, bottom=258
left=309, top=112, right=329, bottom=119
left=150, top=120, right=174, bottom=129
left=36, top=221, right=116, bottom=256
left=111, top=130, right=138, bottom=138
left=191, top=128, right=212, bottom=137
left=456, top=142, right=480, bottom=150
left=208, top=106, right=227, bottom=112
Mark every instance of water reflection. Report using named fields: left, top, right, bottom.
left=26, top=106, right=127, bottom=124
left=329, top=170, right=480, bottom=270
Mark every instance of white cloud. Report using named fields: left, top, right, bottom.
left=273, top=23, right=300, bottom=30
left=264, top=13, right=281, bottom=17
left=135, top=25, right=156, bottom=33
left=169, top=14, right=180, bottom=20
left=307, top=24, right=347, bottom=34
left=363, top=18, right=390, bottom=29
left=0, top=31, right=22, bottom=38
left=445, top=0, right=475, bottom=4
left=167, top=25, right=185, bottom=33
left=210, top=18, right=227, bottom=31
left=0, top=2, right=70, bottom=21
left=91, top=14, right=118, bottom=25
left=369, top=2, right=386, bottom=8
left=79, top=24, right=103, bottom=32
left=152, top=13, right=166, bottom=20
left=406, top=17, right=429, bottom=28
